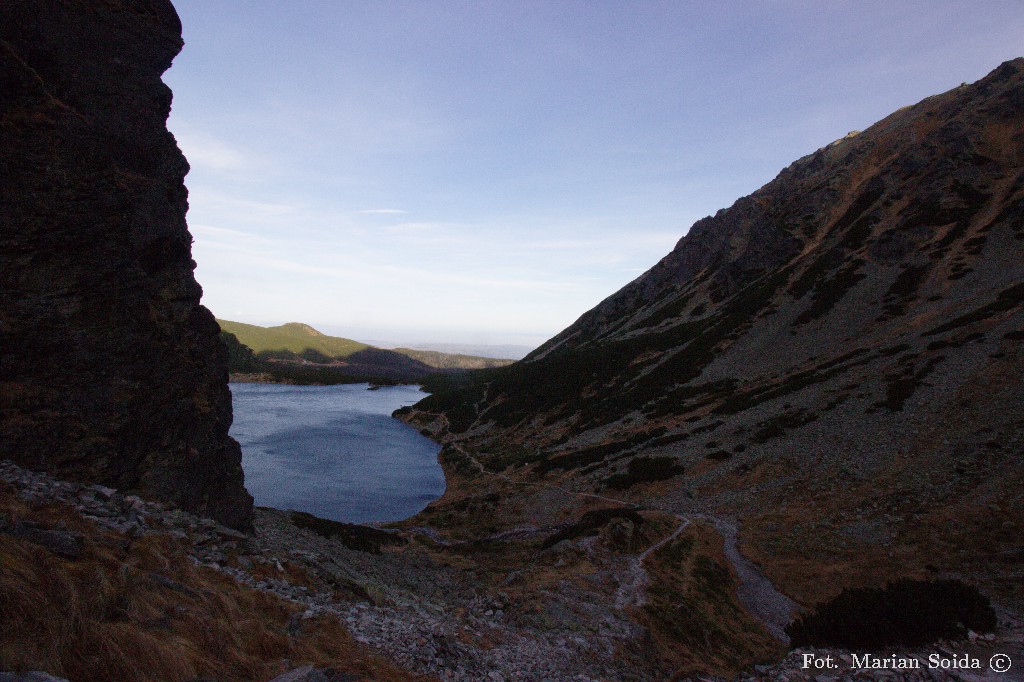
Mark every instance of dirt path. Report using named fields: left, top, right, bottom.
left=615, top=515, right=691, bottom=609
left=696, top=515, right=800, bottom=642
left=403, top=523, right=568, bottom=546
left=437, top=444, right=799, bottom=640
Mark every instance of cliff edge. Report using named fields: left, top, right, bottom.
left=0, top=0, right=253, bottom=529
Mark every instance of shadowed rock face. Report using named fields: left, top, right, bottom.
left=0, top=0, right=253, bottom=529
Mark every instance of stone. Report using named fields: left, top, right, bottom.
left=2, top=522, right=83, bottom=560
left=267, top=666, right=331, bottom=682
left=0, top=0, right=253, bottom=531
left=90, top=485, right=116, bottom=500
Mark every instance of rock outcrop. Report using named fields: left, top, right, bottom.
left=404, top=59, right=1024, bottom=618
left=0, top=0, right=253, bottom=529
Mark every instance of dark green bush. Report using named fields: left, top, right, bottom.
left=751, top=408, right=818, bottom=443
left=786, top=579, right=996, bottom=649
left=290, top=511, right=407, bottom=554
left=541, top=507, right=645, bottom=550
left=603, top=456, right=683, bottom=490
left=533, top=428, right=667, bottom=475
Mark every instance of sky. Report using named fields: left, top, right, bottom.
left=165, top=1, right=1024, bottom=349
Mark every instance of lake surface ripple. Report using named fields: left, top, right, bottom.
left=229, top=383, right=444, bottom=524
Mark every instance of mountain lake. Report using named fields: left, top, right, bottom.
left=229, top=382, right=445, bottom=524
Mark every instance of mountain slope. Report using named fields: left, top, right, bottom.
left=402, top=59, right=1024, bottom=614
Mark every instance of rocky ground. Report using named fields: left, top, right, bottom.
left=3, top=459, right=1022, bottom=682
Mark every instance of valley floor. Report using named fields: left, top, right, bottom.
left=2, top=459, right=1022, bottom=681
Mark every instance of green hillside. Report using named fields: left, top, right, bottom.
left=216, top=320, right=369, bottom=359
left=217, top=319, right=516, bottom=371
left=393, top=348, right=514, bottom=370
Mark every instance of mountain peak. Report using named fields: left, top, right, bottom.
left=279, top=322, right=325, bottom=337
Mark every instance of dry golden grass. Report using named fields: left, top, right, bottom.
left=637, top=521, right=784, bottom=679
left=0, top=485, right=425, bottom=682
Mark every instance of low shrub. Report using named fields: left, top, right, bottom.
left=289, top=512, right=406, bottom=554
left=603, top=456, right=684, bottom=490
left=786, top=578, right=996, bottom=649
left=541, top=507, right=645, bottom=550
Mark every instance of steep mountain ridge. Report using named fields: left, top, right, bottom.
left=403, top=59, right=1024, bottom=612
left=0, top=0, right=252, bottom=529
left=534, top=60, right=1023, bottom=361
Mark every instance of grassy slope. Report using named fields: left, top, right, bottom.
left=217, top=319, right=515, bottom=369
left=0, top=483, right=422, bottom=682
left=216, top=320, right=369, bottom=359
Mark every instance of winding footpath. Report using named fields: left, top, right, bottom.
left=438, top=443, right=799, bottom=642
left=614, top=515, right=691, bottom=610
left=440, top=440, right=798, bottom=638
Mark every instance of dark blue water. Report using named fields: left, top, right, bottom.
left=229, top=383, right=444, bottom=524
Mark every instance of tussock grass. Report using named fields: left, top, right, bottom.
left=639, top=522, right=783, bottom=677
left=0, top=486, right=421, bottom=681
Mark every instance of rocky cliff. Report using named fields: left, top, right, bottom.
left=405, top=59, right=1024, bottom=612
left=0, top=0, right=253, bottom=529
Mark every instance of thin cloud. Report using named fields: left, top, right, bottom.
left=511, top=231, right=680, bottom=252
left=189, top=223, right=268, bottom=241
left=356, top=209, right=408, bottom=215
left=187, top=189, right=302, bottom=217
left=173, top=130, right=251, bottom=172
left=383, top=221, right=459, bottom=236
left=194, top=235, right=588, bottom=294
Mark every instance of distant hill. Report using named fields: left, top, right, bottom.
left=217, top=320, right=370, bottom=359
left=367, top=341, right=535, bottom=360
left=217, top=320, right=514, bottom=383
left=392, top=348, right=514, bottom=370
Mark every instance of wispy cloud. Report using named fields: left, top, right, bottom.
left=189, top=223, right=268, bottom=241
left=187, top=189, right=303, bottom=218
left=356, top=208, right=408, bottom=215
left=385, top=220, right=458, bottom=234
left=173, top=129, right=254, bottom=173
left=508, top=231, right=680, bottom=253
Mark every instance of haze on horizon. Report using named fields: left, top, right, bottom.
left=164, top=0, right=1024, bottom=349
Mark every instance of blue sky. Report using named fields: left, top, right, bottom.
left=165, top=1, right=1024, bottom=349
